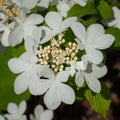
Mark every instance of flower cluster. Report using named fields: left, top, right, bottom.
left=0, top=101, right=53, bottom=120
left=0, top=0, right=115, bottom=115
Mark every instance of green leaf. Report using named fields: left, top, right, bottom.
left=97, top=0, right=113, bottom=19
left=5, top=45, right=25, bottom=57
left=106, top=27, right=120, bottom=48
left=84, top=83, right=111, bottom=117
left=0, top=54, right=30, bottom=112
left=67, top=1, right=97, bottom=17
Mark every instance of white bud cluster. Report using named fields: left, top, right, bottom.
left=36, top=33, right=79, bottom=73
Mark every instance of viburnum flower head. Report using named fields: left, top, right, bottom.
left=108, top=7, right=120, bottom=29
left=4, top=101, right=27, bottom=120
left=30, top=104, right=53, bottom=120
left=71, top=22, right=115, bottom=64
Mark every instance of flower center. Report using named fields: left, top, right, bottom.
left=36, top=33, right=79, bottom=73
left=0, top=0, right=19, bottom=18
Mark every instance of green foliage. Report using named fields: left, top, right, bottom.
left=0, top=53, right=30, bottom=112
left=106, top=27, right=120, bottom=48
left=84, top=83, right=111, bottom=117
left=97, top=0, right=113, bottom=19
left=67, top=1, right=97, bottom=18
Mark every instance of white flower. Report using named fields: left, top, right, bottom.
left=75, top=63, right=107, bottom=93
left=4, top=101, right=27, bottom=120
left=8, top=51, right=45, bottom=94
left=40, top=11, right=77, bottom=44
left=8, top=10, right=43, bottom=48
left=71, top=22, right=115, bottom=64
left=31, top=69, right=75, bottom=110
left=108, top=7, right=120, bottom=29
left=30, top=105, right=53, bottom=120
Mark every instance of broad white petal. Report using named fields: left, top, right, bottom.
left=75, top=71, right=84, bottom=87
left=92, top=34, right=115, bottom=49
left=74, top=0, right=87, bottom=6
left=25, top=14, right=43, bottom=25
left=39, top=26, right=53, bottom=44
left=8, top=24, right=23, bottom=46
left=23, top=24, right=37, bottom=38
left=92, top=64, right=107, bottom=78
left=29, top=79, right=53, bottom=95
left=14, top=72, right=30, bottom=94
left=8, top=58, right=32, bottom=74
left=25, top=36, right=36, bottom=51
left=21, top=0, right=38, bottom=9
left=56, top=71, right=69, bottom=82
left=7, top=103, right=18, bottom=115
left=71, top=22, right=86, bottom=46
left=57, top=83, right=75, bottom=104
left=85, top=73, right=101, bottom=93
left=62, top=17, right=77, bottom=30
left=45, top=12, right=62, bottom=31
left=38, top=0, right=50, bottom=8
left=40, top=110, right=53, bottom=120
left=86, top=48, right=103, bottom=64
left=18, top=101, right=26, bottom=115
left=0, top=116, right=5, bottom=120
left=113, top=7, right=120, bottom=18
left=44, top=85, right=61, bottom=110
left=34, top=105, right=43, bottom=119
left=86, top=24, right=105, bottom=45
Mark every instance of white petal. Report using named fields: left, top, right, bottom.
left=45, top=12, right=62, bottom=31
left=56, top=71, right=69, bottom=82
left=14, top=72, right=30, bottom=94
left=40, top=110, right=53, bottom=120
left=86, top=24, right=105, bottom=45
left=71, top=22, right=86, bottom=46
left=21, top=0, right=38, bottom=9
left=8, top=58, right=32, bottom=74
left=92, top=64, right=107, bottom=78
left=38, top=0, right=50, bottom=8
left=0, top=116, right=5, bottom=120
left=7, top=103, right=18, bottom=115
left=113, top=7, right=120, bottom=18
left=74, top=0, right=87, bottom=6
left=34, top=105, right=43, bottom=119
left=84, top=73, right=101, bottom=93
left=86, top=48, right=103, bottom=64
left=18, top=101, right=26, bottom=115
left=75, top=71, right=84, bottom=87
left=92, top=34, right=115, bottom=49
left=44, top=86, right=61, bottom=110
left=39, top=26, right=53, bottom=44
left=8, top=24, right=23, bottom=46
left=57, top=83, right=75, bottom=104
left=25, top=36, right=36, bottom=51
left=62, top=17, right=77, bottom=30
left=29, top=79, right=53, bottom=95
left=25, top=14, right=43, bottom=25
left=23, top=24, right=37, bottom=38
